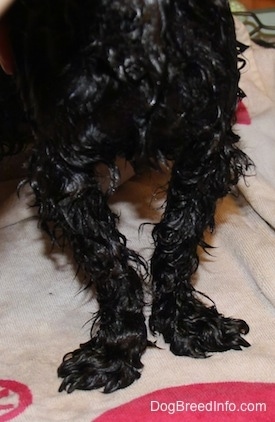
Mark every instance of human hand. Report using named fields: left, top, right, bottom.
left=0, top=0, right=14, bottom=16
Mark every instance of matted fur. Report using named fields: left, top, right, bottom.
left=0, top=0, right=251, bottom=393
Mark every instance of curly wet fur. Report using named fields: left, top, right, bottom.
left=0, top=0, right=252, bottom=393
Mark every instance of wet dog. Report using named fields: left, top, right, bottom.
left=0, top=0, right=251, bottom=393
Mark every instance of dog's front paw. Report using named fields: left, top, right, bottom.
left=58, top=339, right=144, bottom=394
left=170, top=304, right=250, bottom=358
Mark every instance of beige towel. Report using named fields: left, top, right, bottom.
left=0, top=19, right=275, bottom=422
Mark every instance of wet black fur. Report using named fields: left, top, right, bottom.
left=0, top=0, right=252, bottom=393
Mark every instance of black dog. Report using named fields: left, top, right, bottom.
left=0, top=0, right=251, bottom=393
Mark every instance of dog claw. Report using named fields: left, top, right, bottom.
left=57, top=342, right=143, bottom=393
left=58, top=378, right=76, bottom=394
left=171, top=311, right=250, bottom=357
left=151, top=300, right=250, bottom=357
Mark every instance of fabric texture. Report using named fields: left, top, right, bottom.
left=0, top=20, right=275, bottom=421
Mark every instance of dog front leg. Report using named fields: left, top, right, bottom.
left=149, top=143, right=250, bottom=358
left=56, top=193, right=148, bottom=394
left=28, top=146, right=147, bottom=393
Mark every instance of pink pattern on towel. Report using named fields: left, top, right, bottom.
left=236, top=101, right=251, bottom=125
left=95, top=382, right=274, bottom=421
left=0, top=380, right=32, bottom=421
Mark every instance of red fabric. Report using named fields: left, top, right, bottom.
left=95, top=382, right=274, bottom=422
left=236, top=101, right=251, bottom=125
left=0, top=380, right=32, bottom=421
